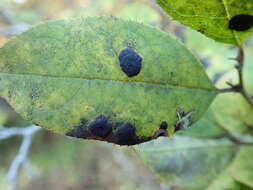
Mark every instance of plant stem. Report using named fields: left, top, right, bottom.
left=218, top=86, right=240, bottom=93
left=226, top=132, right=253, bottom=146
left=219, top=47, right=253, bottom=109
left=236, top=47, right=253, bottom=109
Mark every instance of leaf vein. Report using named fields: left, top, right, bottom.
left=0, top=72, right=217, bottom=92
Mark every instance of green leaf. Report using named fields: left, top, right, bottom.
left=156, top=0, right=253, bottom=45
left=134, top=136, right=237, bottom=189
left=212, top=93, right=253, bottom=134
left=243, top=50, right=253, bottom=96
left=229, top=147, right=253, bottom=188
left=207, top=168, right=253, bottom=190
left=0, top=17, right=217, bottom=145
left=212, top=70, right=253, bottom=134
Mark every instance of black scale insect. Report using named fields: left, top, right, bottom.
left=88, top=115, right=113, bottom=138
left=160, top=121, right=168, bottom=130
left=152, top=121, right=168, bottom=138
left=229, top=14, right=253, bottom=31
left=115, top=123, right=139, bottom=145
left=66, top=119, right=89, bottom=138
left=118, top=48, right=142, bottom=77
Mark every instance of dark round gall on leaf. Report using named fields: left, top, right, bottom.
left=115, top=123, right=138, bottom=145
left=160, top=121, right=168, bottom=130
left=88, top=115, right=112, bottom=138
left=229, top=14, right=253, bottom=31
left=119, top=48, right=142, bottom=77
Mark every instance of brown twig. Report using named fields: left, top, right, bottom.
left=218, top=86, right=241, bottom=93
left=219, top=47, right=253, bottom=109
left=226, top=132, right=253, bottom=146
left=236, top=47, right=253, bottom=108
left=216, top=123, right=253, bottom=146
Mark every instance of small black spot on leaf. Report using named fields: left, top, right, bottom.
left=88, top=115, right=112, bottom=138
left=177, top=108, right=186, bottom=117
left=66, top=125, right=89, bottom=139
left=229, top=14, right=253, bottom=31
left=174, top=123, right=184, bottom=132
left=119, top=48, right=142, bottom=77
left=81, top=119, right=88, bottom=125
left=197, top=28, right=205, bottom=33
left=156, top=131, right=167, bottom=137
left=115, top=123, right=138, bottom=145
left=160, top=121, right=168, bottom=130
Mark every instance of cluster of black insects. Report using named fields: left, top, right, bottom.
left=66, top=115, right=169, bottom=145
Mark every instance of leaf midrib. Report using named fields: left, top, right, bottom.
left=0, top=72, right=217, bottom=92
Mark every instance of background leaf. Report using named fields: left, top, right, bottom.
left=156, top=0, right=253, bottom=45
left=116, top=2, right=161, bottom=25
left=207, top=168, right=252, bottom=190
left=134, top=136, right=237, bottom=190
left=0, top=17, right=216, bottom=145
left=179, top=108, right=227, bottom=138
left=185, top=28, right=236, bottom=81
left=212, top=93, right=253, bottom=134
left=243, top=49, right=253, bottom=96
left=212, top=69, right=253, bottom=134
left=229, top=147, right=253, bottom=188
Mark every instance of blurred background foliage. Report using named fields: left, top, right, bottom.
left=0, top=0, right=252, bottom=190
